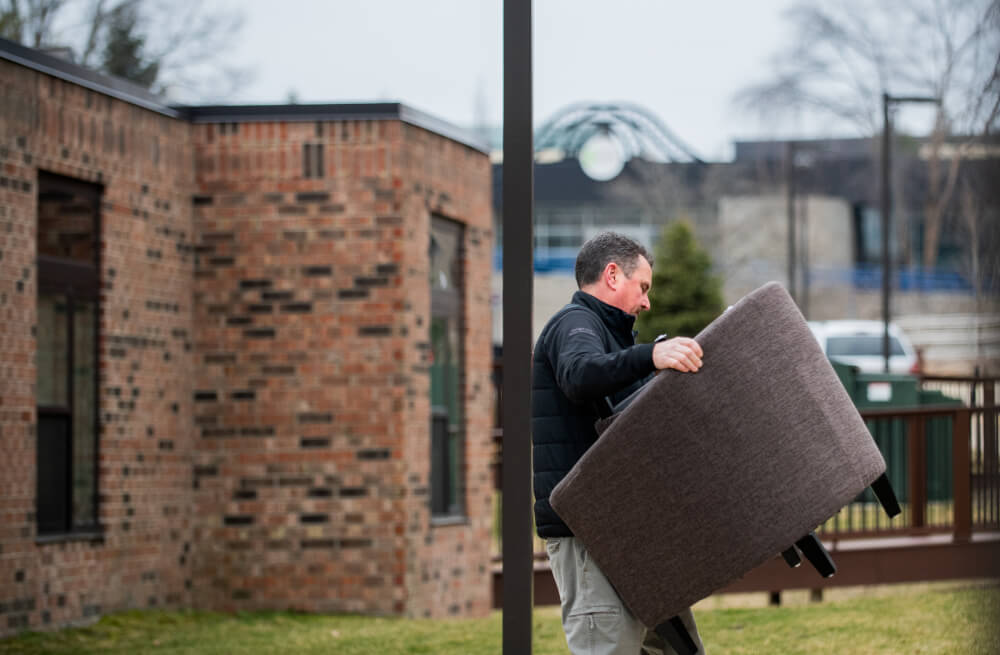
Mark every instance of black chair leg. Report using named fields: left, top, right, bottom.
left=871, top=472, right=901, bottom=518
left=795, top=531, right=836, bottom=578
left=781, top=545, right=802, bottom=568
left=654, top=615, right=698, bottom=655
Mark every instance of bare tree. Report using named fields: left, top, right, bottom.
left=0, top=0, right=249, bottom=100
left=736, top=0, right=999, bottom=272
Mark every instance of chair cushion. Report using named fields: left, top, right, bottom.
left=549, top=281, right=885, bottom=628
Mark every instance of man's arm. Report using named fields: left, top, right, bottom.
left=548, top=311, right=656, bottom=404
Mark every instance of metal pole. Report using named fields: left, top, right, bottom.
left=881, top=93, right=892, bottom=373
left=786, top=141, right=797, bottom=305
left=880, top=94, right=939, bottom=373
left=502, top=0, right=534, bottom=652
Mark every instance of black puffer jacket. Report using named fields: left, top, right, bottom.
left=532, top=290, right=657, bottom=538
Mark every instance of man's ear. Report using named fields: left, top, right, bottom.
left=603, top=262, right=619, bottom=290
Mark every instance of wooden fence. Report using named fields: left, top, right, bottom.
left=491, top=375, right=1000, bottom=606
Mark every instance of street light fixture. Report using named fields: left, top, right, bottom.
left=880, top=92, right=940, bottom=373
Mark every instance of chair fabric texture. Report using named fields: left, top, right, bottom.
left=549, top=281, right=886, bottom=629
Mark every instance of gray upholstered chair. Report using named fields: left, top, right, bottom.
left=549, top=282, right=899, bottom=654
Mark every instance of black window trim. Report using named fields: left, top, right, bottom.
left=35, top=170, right=104, bottom=542
left=429, top=215, right=467, bottom=522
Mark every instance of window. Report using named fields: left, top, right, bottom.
left=36, top=172, right=101, bottom=536
left=303, top=143, right=324, bottom=178
left=429, top=216, right=465, bottom=519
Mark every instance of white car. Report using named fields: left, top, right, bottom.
left=807, top=320, right=919, bottom=375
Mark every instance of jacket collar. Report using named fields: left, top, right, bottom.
left=571, top=290, right=638, bottom=344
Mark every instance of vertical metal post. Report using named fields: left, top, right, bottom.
left=502, top=1, right=534, bottom=652
left=786, top=141, right=797, bottom=305
left=952, top=409, right=972, bottom=542
left=881, top=93, right=892, bottom=373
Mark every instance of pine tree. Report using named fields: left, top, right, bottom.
left=101, top=2, right=158, bottom=88
left=635, top=220, right=724, bottom=343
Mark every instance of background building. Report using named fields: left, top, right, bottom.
left=487, top=106, right=999, bottom=374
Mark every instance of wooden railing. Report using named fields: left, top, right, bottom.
left=489, top=375, right=1000, bottom=604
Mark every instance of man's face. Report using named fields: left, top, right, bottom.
left=611, top=255, right=652, bottom=316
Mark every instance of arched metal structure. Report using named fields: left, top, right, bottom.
left=534, top=101, right=705, bottom=164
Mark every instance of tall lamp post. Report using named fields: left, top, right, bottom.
left=880, top=92, right=939, bottom=372
left=503, top=1, right=534, bottom=652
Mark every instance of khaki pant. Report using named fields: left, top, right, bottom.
left=546, top=537, right=706, bottom=655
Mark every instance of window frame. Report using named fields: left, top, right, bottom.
left=428, top=215, right=467, bottom=522
left=35, top=171, right=103, bottom=540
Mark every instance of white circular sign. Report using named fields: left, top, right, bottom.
left=579, top=132, right=626, bottom=181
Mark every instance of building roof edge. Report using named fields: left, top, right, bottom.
left=0, top=36, right=181, bottom=118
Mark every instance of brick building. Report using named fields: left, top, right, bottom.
left=0, top=38, right=494, bottom=636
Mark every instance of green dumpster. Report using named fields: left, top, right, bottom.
left=827, top=362, right=963, bottom=505
left=852, top=371, right=919, bottom=504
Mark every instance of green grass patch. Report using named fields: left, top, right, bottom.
left=1, top=585, right=997, bottom=654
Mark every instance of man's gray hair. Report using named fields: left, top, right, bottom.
left=574, top=232, right=653, bottom=288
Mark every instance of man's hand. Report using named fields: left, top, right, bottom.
left=652, top=337, right=703, bottom=373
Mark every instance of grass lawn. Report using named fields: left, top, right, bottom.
left=1, top=583, right=997, bottom=654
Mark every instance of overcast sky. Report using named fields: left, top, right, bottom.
left=225, top=1, right=905, bottom=161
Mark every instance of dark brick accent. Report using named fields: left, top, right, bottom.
left=281, top=303, right=312, bottom=313
left=307, top=488, right=333, bottom=498
left=194, top=391, right=218, bottom=402
left=300, top=437, right=330, bottom=449
left=243, top=328, right=275, bottom=339
left=204, top=353, right=236, bottom=364
left=357, top=449, right=391, bottom=460
left=223, top=515, right=253, bottom=526
left=338, top=289, right=369, bottom=299
left=376, top=263, right=399, bottom=275
left=295, top=192, right=330, bottom=203
left=358, top=325, right=392, bottom=337
left=302, top=266, right=332, bottom=277
left=354, top=276, right=390, bottom=287
left=297, top=412, right=333, bottom=424
left=192, top=194, right=214, bottom=206
left=202, top=428, right=237, bottom=438
left=239, top=279, right=272, bottom=289
left=299, top=514, right=328, bottom=524
left=339, top=487, right=367, bottom=498
left=262, top=290, right=294, bottom=301
left=240, top=426, right=274, bottom=437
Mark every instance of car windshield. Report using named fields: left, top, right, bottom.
left=827, top=335, right=906, bottom=357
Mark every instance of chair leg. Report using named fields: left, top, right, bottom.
left=795, top=531, right=836, bottom=578
left=871, top=472, right=901, bottom=518
left=654, top=615, right=698, bottom=655
left=781, top=545, right=802, bottom=568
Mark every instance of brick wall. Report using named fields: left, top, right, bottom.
left=1, top=51, right=493, bottom=637
left=0, top=60, right=196, bottom=635
left=188, top=117, right=493, bottom=617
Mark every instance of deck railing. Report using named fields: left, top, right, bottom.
left=491, top=375, right=999, bottom=551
